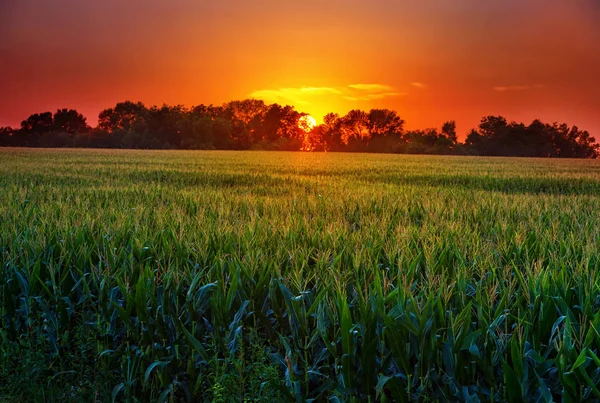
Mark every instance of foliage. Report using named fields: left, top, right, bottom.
left=465, top=116, right=599, bottom=158
left=1, top=104, right=597, bottom=158
left=2, top=150, right=600, bottom=401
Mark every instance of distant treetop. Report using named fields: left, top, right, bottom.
left=0, top=102, right=597, bottom=158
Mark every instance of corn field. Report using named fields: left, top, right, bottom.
left=2, top=149, right=600, bottom=402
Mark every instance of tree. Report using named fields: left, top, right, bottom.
left=21, top=112, right=54, bottom=133
left=98, top=101, right=148, bottom=133
left=261, top=104, right=304, bottom=143
left=0, top=127, right=14, bottom=147
left=522, top=119, right=553, bottom=157
left=176, top=104, right=231, bottom=149
left=3, top=100, right=597, bottom=157
left=367, top=109, right=404, bottom=138
left=222, top=99, right=269, bottom=148
left=404, top=128, right=441, bottom=154
left=464, top=129, right=486, bottom=155
left=564, top=125, right=599, bottom=158
left=212, top=117, right=234, bottom=149
left=303, top=125, right=326, bottom=151
left=318, top=113, right=344, bottom=151
left=463, top=117, right=599, bottom=158
left=53, top=109, right=90, bottom=134
left=16, top=112, right=54, bottom=147
left=436, top=121, right=458, bottom=152
left=478, top=116, right=508, bottom=138
left=146, top=104, right=188, bottom=148
left=366, top=109, right=405, bottom=152
left=401, top=122, right=458, bottom=155
left=341, top=110, right=369, bottom=143
left=441, top=121, right=457, bottom=143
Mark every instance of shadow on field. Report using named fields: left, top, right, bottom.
left=11, top=170, right=302, bottom=197
left=366, top=173, right=600, bottom=196
left=10, top=169, right=600, bottom=197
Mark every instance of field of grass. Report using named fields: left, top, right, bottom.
left=2, top=148, right=600, bottom=402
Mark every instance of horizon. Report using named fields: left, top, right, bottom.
left=1, top=1, right=600, bottom=135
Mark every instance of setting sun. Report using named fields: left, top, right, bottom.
left=299, top=115, right=317, bottom=132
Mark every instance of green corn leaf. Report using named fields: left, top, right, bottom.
left=144, top=361, right=171, bottom=384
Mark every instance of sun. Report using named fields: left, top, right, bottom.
left=298, top=115, right=317, bottom=132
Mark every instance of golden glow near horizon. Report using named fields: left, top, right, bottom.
left=299, top=115, right=317, bottom=132
left=1, top=1, right=599, bottom=136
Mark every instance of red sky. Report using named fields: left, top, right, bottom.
left=1, top=0, right=599, bottom=137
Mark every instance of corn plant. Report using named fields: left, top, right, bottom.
left=1, top=149, right=600, bottom=401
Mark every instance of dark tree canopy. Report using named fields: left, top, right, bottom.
left=53, top=109, right=89, bottom=135
left=463, top=116, right=599, bottom=158
left=20, top=112, right=54, bottom=133
left=1, top=101, right=598, bottom=158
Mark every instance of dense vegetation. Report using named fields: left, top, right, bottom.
left=2, top=149, right=600, bottom=402
left=1, top=100, right=598, bottom=157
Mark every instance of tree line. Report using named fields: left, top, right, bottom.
left=0, top=100, right=597, bottom=158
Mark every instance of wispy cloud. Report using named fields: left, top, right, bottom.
left=410, top=82, right=426, bottom=89
left=249, top=86, right=342, bottom=104
left=250, top=83, right=405, bottom=105
left=366, top=92, right=406, bottom=100
left=296, top=87, right=342, bottom=94
left=345, top=84, right=406, bottom=101
left=492, top=85, right=539, bottom=92
left=348, top=83, right=394, bottom=92
left=343, top=93, right=406, bottom=102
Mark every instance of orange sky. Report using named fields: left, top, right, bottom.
left=1, top=0, right=599, bottom=137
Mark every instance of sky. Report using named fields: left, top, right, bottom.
left=1, top=0, right=600, bottom=137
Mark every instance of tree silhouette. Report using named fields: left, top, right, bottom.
left=17, top=112, right=53, bottom=147
left=463, top=116, right=599, bottom=158
left=319, top=113, right=344, bottom=151
left=340, top=110, right=369, bottom=151
left=53, top=109, right=90, bottom=135
left=261, top=104, right=304, bottom=145
left=0, top=127, right=14, bottom=147
left=1, top=101, right=597, bottom=158
left=20, top=112, right=54, bottom=133
left=441, top=121, right=457, bottom=143
left=98, top=101, right=148, bottom=133
left=366, top=109, right=405, bottom=152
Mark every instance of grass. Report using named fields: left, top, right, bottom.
left=1, top=148, right=600, bottom=402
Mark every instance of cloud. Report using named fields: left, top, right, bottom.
left=249, top=86, right=342, bottom=104
left=345, top=84, right=405, bottom=100
left=250, top=86, right=340, bottom=100
left=343, top=92, right=406, bottom=101
left=343, top=92, right=407, bottom=102
left=410, top=82, right=426, bottom=88
left=492, top=85, right=531, bottom=92
left=366, top=92, right=407, bottom=100
left=348, top=84, right=394, bottom=92
left=250, top=83, right=405, bottom=105
left=296, top=87, right=342, bottom=95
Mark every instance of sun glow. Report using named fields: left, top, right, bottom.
left=299, top=115, right=317, bottom=132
